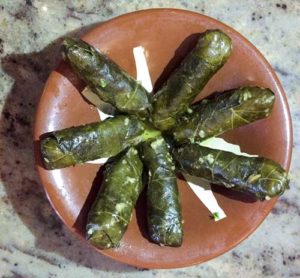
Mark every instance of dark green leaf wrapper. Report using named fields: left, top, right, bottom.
left=172, top=86, right=275, bottom=144
left=151, top=29, right=232, bottom=130
left=62, top=38, right=151, bottom=118
left=140, top=137, right=183, bottom=246
left=41, top=116, right=160, bottom=169
left=86, top=148, right=143, bottom=249
left=173, top=144, right=289, bottom=200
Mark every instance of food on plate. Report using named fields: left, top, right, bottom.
left=171, top=86, right=275, bottom=144
left=151, top=29, right=232, bottom=130
left=39, top=27, right=290, bottom=249
left=172, top=143, right=289, bottom=200
left=86, top=148, right=144, bottom=249
left=139, top=137, right=183, bottom=246
left=62, top=38, right=152, bottom=118
left=40, top=116, right=160, bottom=169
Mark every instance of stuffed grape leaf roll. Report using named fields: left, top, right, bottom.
left=151, top=29, right=232, bottom=130
left=62, top=38, right=152, bottom=118
left=172, top=86, right=275, bottom=144
left=86, top=148, right=143, bottom=249
left=139, top=137, right=183, bottom=246
left=173, top=143, right=289, bottom=200
left=41, top=116, right=160, bottom=169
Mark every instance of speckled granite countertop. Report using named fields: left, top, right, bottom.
left=0, top=1, right=299, bottom=277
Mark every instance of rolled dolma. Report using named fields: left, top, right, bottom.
left=62, top=38, right=151, bottom=118
left=151, top=29, right=232, bottom=130
left=139, top=137, right=183, bottom=246
left=86, top=148, right=143, bottom=249
left=172, top=87, right=275, bottom=144
left=173, top=144, right=289, bottom=200
left=41, top=116, right=160, bottom=169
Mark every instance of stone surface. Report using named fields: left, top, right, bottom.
left=0, top=1, right=299, bottom=277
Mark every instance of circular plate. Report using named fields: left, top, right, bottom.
left=34, top=9, right=292, bottom=269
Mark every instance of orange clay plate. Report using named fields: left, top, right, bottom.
left=34, top=9, right=292, bottom=269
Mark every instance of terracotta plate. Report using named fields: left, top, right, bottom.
left=34, top=9, right=292, bottom=269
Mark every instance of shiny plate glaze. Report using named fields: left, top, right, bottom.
left=34, top=9, right=292, bottom=269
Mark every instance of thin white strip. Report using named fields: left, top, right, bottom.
left=98, top=109, right=109, bottom=121
left=86, top=157, right=109, bottom=164
left=81, top=86, right=112, bottom=120
left=133, top=46, right=153, bottom=92
left=200, top=137, right=258, bottom=157
left=183, top=174, right=226, bottom=221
